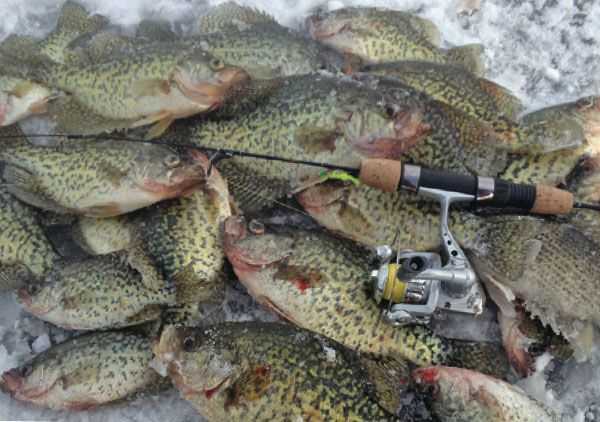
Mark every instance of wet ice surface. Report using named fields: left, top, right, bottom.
left=0, top=0, right=599, bottom=420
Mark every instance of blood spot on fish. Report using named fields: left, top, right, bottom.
left=274, top=264, right=322, bottom=294
left=413, top=368, right=440, bottom=385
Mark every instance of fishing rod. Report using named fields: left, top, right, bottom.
left=7, top=132, right=600, bottom=214
left=3, top=131, right=599, bottom=326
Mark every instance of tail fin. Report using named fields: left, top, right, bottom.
left=476, top=78, right=524, bottom=120
left=55, top=1, right=108, bottom=34
left=446, top=43, right=486, bottom=77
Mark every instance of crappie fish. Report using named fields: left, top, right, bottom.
left=187, top=22, right=359, bottom=79
left=38, top=0, right=109, bottom=64
left=15, top=253, right=175, bottom=330
left=363, top=61, right=524, bottom=121
left=307, top=7, right=485, bottom=75
left=0, top=139, right=206, bottom=217
left=362, top=62, right=589, bottom=153
left=0, top=331, right=163, bottom=411
left=198, top=2, right=277, bottom=33
left=154, top=322, right=422, bottom=421
left=35, top=44, right=249, bottom=137
left=135, top=152, right=232, bottom=313
left=297, top=181, right=600, bottom=359
left=413, top=366, right=559, bottom=421
left=468, top=216, right=600, bottom=360
left=223, top=216, right=509, bottom=377
left=61, top=20, right=358, bottom=80
left=173, top=73, right=507, bottom=212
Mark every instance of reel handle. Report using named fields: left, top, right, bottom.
left=358, top=158, right=574, bottom=215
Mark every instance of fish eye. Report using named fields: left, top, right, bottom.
left=248, top=219, right=265, bottom=235
left=20, top=365, right=33, bottom=377
left=163, top=154, right=181, bottom=169
left=384, top=105, right=396, bottom=118
left=209, top=59, right=225, bottom=70
left=183, top=336, right=196, bottom=352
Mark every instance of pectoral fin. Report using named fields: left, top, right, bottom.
left=294, top=125, right=339, bottom=155
left=131, top=79, right=171, bottom=98
left=224, top=364, right=272, bottom=410
left=145, top=115, right=175, bottom=139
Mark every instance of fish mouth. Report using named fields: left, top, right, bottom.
left=0, top=369, right=23, bottom=395
left=15, top=287, right=54, bottom=315
left=0, top=368, right=56, bottom=402
left=350, top=110, right=432, bottom=159
left=307, top=16, right=349, bottom=40
left=223, top=217, right=288, bottom=270
left=174, top=66, right=250, bottom=108
left=203, top=376, right=230, bottom=400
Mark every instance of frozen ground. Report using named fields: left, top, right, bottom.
left=0, top=0, right=599, bottom=421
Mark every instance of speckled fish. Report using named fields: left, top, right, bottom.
left=0, top=139, right=206, bottom=217
left=15, top=252, right=175, bottom=330
left=307, top=7, right=485, bottom=75
left=297, top=182, right=600, bottom=359
left=0, top=330, right=163, bottom=411
left=37, top=0, right=109, bottom=64
left=413, top=366, right=559, bottom=421
left=198, top=2, right=277, bottom=33
left=363, top=61, right=524, bottom=120
left=34, top=43, right=250, bottom=137
left=0, top=126, right=58, bottom=285
left=223, top=216, right=509, bottom=377
left=172, top=73, right=507, bottom=212
left=135, top=152, right=232, bottom=317
left=61, top=19, right=358, bottom=80
left=154, top=322, right=426, bottom=421
left=362, top=62, right=590, bottom=154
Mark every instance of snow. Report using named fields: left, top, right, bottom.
left=0, top=0, right=599, bottom=421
